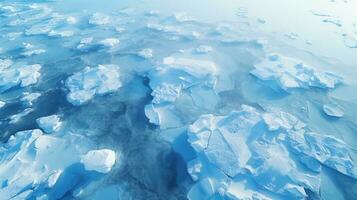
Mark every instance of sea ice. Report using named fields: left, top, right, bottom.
left=65, top=65, right=122, bottom=105
left=36, top=115, right=62, bottom=133
left=0, top=63, right=41, bottom=92
left=342, top=34, right=357, bottom=48
left=195, top=45, right=213, bottom=54
left=21, top=92, right=41, bottom=106
left=0, top=100, right=5, bottom=109
left=99, top=38, right=120, bottom=48
left=89, top=12, right=111, bottom=25
left=183, top=105, right=357, bottom=199
left=80, top=149, right=116, bottom=173
left=323, top=103, right=345, bottom=117
left=251, top=53, right=342, bottom=91
left=137, top=48, right=153, bottom=59
left=48, top=30, right=74, bottom=37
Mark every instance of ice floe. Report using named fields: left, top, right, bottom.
left=89, top=12, right=111, bottom=25
left=323, top=103, right=345, bottom=117
left=137, top=48, right=153, bottom=59
left=0, top=63, right=41, bottom=92
left=65, top=65, right=122, bottom=105
left=195, top=45, right=213, bottom=54
left=0, top=100, right=5, bottom=109
left=99, top=38, right=120, bottom=48
left=251, top=53, right=343, bottom=92
left=21, top=92, right=41, bottom=106
left=36, top=115, right=62, bottom=133
left=80, top=149, right=116, bottom=173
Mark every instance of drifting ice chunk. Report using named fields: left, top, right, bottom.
left=48, top=30, right=74, bottom=37
left=89, top=12, right=111, bottom=25
left=65, top=65, right=122, bottom=105
left=21, top=92, right=41, bottom=106
left=9, top=108, right=33, bottom=124
left=0, top=100, right=5, bottom=109
left=36, top=115, right=62, bottom=133
left=21, top=49, right=46, bottom=57
left=99, top=38, right=120, bottom=48
left=342, top=34, right=357, bottom=48
left=163, top=56, right=218, bottom=77
left=173, top=12, right=195, bottom=22
left=322, top=18, right=342, bottom=27
left=66, top=16, right=77, bottom=24
left=77, top=37, right=94, bottom=49
left=0, top=64, right=41, bottom=92
left=19, top=64, right=42, bottom=87
left=195, top=45, right=213, bottom=54
left=80, top=149, right=116, bottom=173
left=323, top=103, right=344, bottom=117
left=137, top=48, right=153, bottom=59
left=250, top=53, right=342, bottom=91
left=0, top=59, right=13, bottom=70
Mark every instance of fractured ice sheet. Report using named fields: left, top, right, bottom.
left=251, top=53, right=343, bottom=92
left=183, top=106, right=357, bottom=199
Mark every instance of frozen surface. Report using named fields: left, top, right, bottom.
left=0, top=0, right=356, bottom=200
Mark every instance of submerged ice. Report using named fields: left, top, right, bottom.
left=0, top=1, right=356, bottom=200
